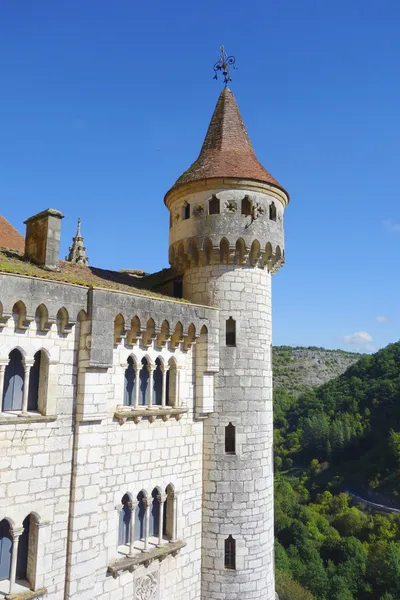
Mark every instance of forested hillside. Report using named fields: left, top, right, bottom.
left=273, top=342, right=400, bottom=600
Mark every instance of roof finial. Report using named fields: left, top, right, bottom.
left=213, top=46, right=236, bottom=87
left=65, top=217, right=89, bottom=266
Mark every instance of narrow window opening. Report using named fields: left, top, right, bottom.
left=150, top=489, right=160, bottom=537
left=124, top=357, right=136, bottom=406
left=118, top=494, right=131, bottom=547
left=269, top=202, right=277, bottom=221
left=169, top=212, right=172, bottom=229
left=0, top=519, right=12, bottom=581
left=27, top=351, right=41, bottom=411
left=173, top=279, right=183, bottom=299
left=209, top=196, right=220, bottom=215
left=2, top=349, right=24, bottom=412
left=226, top=317, right=236, bottom=347
left=241, top=196, right=252, bottom=216
left=139, top=358, right=149, bottom=406
left=225, top=423, right=236, bottom=454
left=134, top=492, right=146, bottom=541
left=224, top=535, right=236, bottom=570
left=182, top=203, right=190, bottom=220
left=153, top=358, right=162, bottom=406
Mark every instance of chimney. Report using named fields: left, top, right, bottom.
left=24, top=208, right=64, bottom=271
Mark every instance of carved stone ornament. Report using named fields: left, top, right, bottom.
left=225, top=200, right=237, bottom=213
left=135, top=572, right=158, bottom=600
left=193, top=204, right=204, bottom=217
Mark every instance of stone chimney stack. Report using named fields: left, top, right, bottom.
left=24, top=208, right=64, bottom=271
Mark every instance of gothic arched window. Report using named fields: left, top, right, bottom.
left=139, top=358, right=149, bottom=406
left=118, top=494, right=131, bottom=547
left=0, top=519, right=12, bottom=582
left=124, top=356, right=136, bottom=406
left=150, top=488, right=160, bottom=538
left=153, top=358, right=162, bottom=406
left=134, top=492, right=146, bottom=541
left=2, top=349, right=24, bottom=412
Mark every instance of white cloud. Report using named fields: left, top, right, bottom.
left=343, top=331, right=373, bottom=345
left=376, top=316, right=390, bottom=323
left=383, top=219, right=400, bottom=232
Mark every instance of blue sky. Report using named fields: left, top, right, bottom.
left=1, top=0, right=399, bottom=352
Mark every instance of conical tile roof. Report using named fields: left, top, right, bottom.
left=166, top=88, right=288, bottom=199
left=0, top=214, right=24, bottom=252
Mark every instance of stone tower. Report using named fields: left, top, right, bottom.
left=165, top=88, right=289, bottom=599
left=165, top=88, right=289, bottom=600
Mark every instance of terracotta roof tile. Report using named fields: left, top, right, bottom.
left=166, top=88, right=288, bottom=198
left=0, top=215, right=24, bottom=252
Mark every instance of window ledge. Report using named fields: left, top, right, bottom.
left=107, top=540, right=186, bottom=578
left=6, top=588, right=47, bottom=600
left=114, top=407, right=188, bottom=425
left=0, top=414, right=57, bottom=426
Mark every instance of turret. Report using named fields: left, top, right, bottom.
left=165, top=86, right=290, bottom=600
left=165, top=88, right=288, bottom=287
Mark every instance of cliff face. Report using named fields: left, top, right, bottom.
left=272, top=346, right=362, bottom=394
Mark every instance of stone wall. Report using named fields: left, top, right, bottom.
left=0, top=274, right=219, bottom=600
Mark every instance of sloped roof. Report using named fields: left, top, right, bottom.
left=0, top=249, right=189, bottom=302
left=166, top=88, right=288, bottom=199
left=0, top=215, right=25, bottom=252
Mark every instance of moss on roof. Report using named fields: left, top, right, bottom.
left=0, top=250, right=189, bottom=303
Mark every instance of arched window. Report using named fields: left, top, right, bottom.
left=139, top=358, right=149, bottom=406
left=226, top=317, right=236, bottom=347
left=27, top=351, right=41, bottom=412
left=241, top=196, right=252, bottom=216
left=163, top=484, right=176, bottom=540
left=225, top=423, right=236, bottom=454
left=220, top=238, right=229, bottom=264
left=235, top=238, right=245, bottom=265
left=209, top=196, right=220, bottom=215
left=150, top=488, right=160, bottom=538
left=0, top=519, right=12, bottom=582
left=153, top=358, right=162, bottom=406
left=124, top=357, right=136, bottom=406
left=269, top=202, right=277, bottom=221
left=118, top=494, right=131, bottom=547
left=224, top=535, right=236, bottom=570
left=2, top=349, right=24, bottom=412
left=16, top=515, right=30, bottom=581
left=182, top=203, right=190, bottom=220
left=134, top=492, right=146, bottom=541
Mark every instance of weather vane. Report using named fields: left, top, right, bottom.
left=213, top=46, right=236, bottom=86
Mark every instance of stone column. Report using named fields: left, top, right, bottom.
left=176, top=367, right=181, bottom=407
left=147, top=365, right=154, bottom=409
left=9, top=528, right=23, bottom=594
left=134, top=365, right=139, bottom=409
left=170, top=491, right=179, bottom=543
left=161, top=367, right=169, bottom=408
left=142, top=497, right=151, bottom=552
left=128, top=501, right=137, bottom=557
left=0, top=363, right=6, bottom=409
left=20, top=362, right=32, bottom=414
left=157, top=493, right=167, bottom=546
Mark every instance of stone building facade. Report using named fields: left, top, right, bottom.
left=0, top=87, right=289, bottom=600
